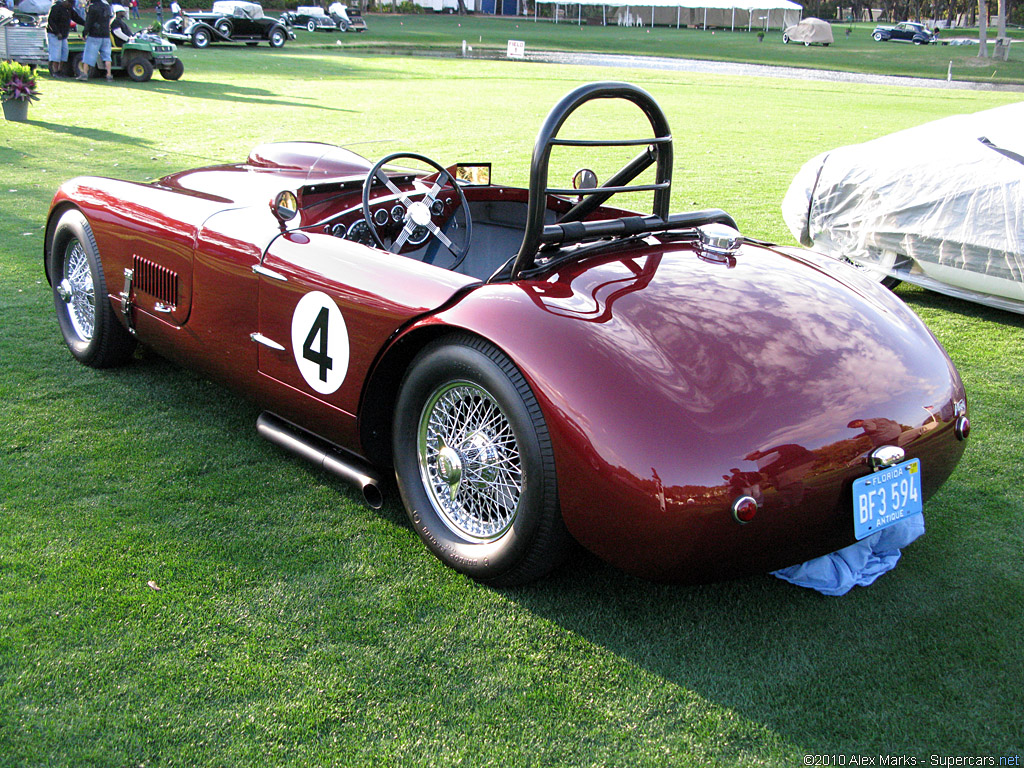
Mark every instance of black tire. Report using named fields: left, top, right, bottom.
left=126, top=56, right=153, bottom=82
left=160, top=58, right=185, bottom=80
left=214, top=17, right=232, bottom=35
left=48, top=209, right=136, bottom=368
left=192, top=27, right=211, bottom=48
left=268, top=26, right=287, bottom=47
left=337, top=17, right=349, bottom=31
left=393, top=334, right=572, bottom=586
left=245, top=41, right=259, bottom=46
left=782, top=33, right=789, bottom=43
left=67, top=52, right=82, bottom=78
left=306, top=19, right=316, bottom=31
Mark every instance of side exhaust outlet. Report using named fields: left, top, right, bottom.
left=256, top=412, right=384, bottom=509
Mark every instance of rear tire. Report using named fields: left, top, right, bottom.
left=393, top=334, right=572, bottom=586
left=214, top=17, right=232, bottom=35
left=48, top=209, right=136, bottom=368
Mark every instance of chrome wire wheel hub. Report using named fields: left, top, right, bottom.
left=417, top=381, right=522, bottom=541
left=61, top=240, right=95, bottom=341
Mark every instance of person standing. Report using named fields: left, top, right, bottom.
left=45, top=0, right=86, bottom=77
left=129, top=0, right=139, bottom=18
left=155, top=0, right=162, bottom=23
left=78, top=0, right=113, bottom=81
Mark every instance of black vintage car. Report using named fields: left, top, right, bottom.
left=163, top=0, right=293, bottom=47
left=871, top=21, right=937, bottom=44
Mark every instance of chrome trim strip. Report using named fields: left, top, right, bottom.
left=253, top=264, right=288, bottom=282
left=250, top=332, right=286, bottom=351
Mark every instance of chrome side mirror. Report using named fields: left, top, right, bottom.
left=271, top=190, right=299, bottom=228
left=572, top=168, right=598, bottom=191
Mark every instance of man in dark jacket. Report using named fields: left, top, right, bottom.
left=110, top=4, right=132, bottom=47
left=45, top=0, right=85, bottom=77
left=78, top=0, right=113, bottom=81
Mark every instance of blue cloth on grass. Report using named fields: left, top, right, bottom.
left=772, top=513, right=925, bottom=596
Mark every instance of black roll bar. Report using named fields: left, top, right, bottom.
left=509, top=82, right=675, bottom=279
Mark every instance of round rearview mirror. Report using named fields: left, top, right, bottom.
left=272, top=191, right=299, bottom=225
left=572, top=168, right=598, bottom=191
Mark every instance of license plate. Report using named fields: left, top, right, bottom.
left=852, top=458, right=923, bottom=540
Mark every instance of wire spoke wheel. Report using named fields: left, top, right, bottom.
left=59, top=239, right=96, bottom=341
left=393, top=334, right=572, bottom=585
left=418, top=381, right=523, bottom=541
left=48, top=209, right=136, bottom=368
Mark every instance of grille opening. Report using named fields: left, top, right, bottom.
left=133, top=255, right=178, bottom=307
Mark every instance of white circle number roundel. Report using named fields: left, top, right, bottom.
left=291, top=291, right=350, bottom=395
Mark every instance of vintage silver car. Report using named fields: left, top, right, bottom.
left=782, top=101, right=1024, bottom=313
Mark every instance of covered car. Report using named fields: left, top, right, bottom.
left=782, top=101, right=1024, bottom=314
left=44, top=82, right=970, bottom=586
left=783, top=17, right=833, bottom=45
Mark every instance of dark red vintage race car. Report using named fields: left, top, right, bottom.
left=44, top=82, right=970, bottom=586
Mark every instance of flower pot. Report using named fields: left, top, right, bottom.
left=2, top=99, right=29, bottom=122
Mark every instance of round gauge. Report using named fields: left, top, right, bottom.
left=430, top=199, right=445, bottom=216
left=330, top=223, right=347, bottom=238
left=373, top=208, right=389, bottom=227
left=346, top=220, right=376, bottom=246
left=407, top=225, right=430, bottom=246
left=391, top=205, right=405, bottom=224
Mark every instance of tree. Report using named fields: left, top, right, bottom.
left=979, top=0, right=988, bottom=55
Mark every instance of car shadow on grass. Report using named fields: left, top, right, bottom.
left=105, top=77, right=362, bottom=113
left=18, top=121, right=158, bottom=148
left=499, top=525, right=1021, bottom=756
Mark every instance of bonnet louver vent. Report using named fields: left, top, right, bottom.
left=133, top=255, right=178, bottom=307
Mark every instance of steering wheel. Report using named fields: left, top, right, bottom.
left=361, top=152, right=473, bottom=269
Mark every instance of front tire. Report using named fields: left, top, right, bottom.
left=873, top=31, right=884, bottom=41
left=393, top=334, right=572, bottom=586
left=192, top=28, right=211, bottom=47
left=48, top=209, right=136, bottom=368
left=160, top=58, right=185, bottom=80
left=269, top=27, right=287, bottom=47
left=126, top=56, right=153, bottom=82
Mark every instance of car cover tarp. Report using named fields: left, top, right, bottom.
left=782, top=101, right=1024, bottom=294
left=773, top=514, right=925, bottom=595
left=785, top=16, right=833, bottom=42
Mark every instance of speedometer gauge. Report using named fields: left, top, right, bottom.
left=346, top=220, right=375, bottom=246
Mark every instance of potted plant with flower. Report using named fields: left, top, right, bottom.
left=1, top=60, right=40, bottom=122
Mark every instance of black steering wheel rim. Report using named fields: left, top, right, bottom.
left=361, top=152, right=473, bottom=269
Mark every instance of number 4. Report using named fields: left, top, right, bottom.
left=303, top=306, right=333, bottom=383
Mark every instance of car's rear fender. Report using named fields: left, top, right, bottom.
left=369, top=242, right=968, bottom=582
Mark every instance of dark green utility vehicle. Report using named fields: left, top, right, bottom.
left=68, top=32, right=184, bottom=81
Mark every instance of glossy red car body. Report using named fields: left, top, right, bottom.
left=44, top=83, right=969, bottom=584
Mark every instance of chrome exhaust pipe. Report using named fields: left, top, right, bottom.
left=256, top=412, right=384, bottom=509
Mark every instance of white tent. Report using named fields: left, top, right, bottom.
left=533, top=0, right=801, bottom=30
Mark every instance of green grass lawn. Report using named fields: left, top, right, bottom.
left=1, top=49, right=1023, bottom=766
left=292, top=13, right=1024, bottom=84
